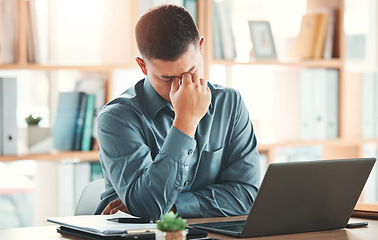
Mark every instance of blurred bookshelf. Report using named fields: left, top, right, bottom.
left=0, top=150, right=100, bottom=162
left=1, top=0, right=378, bottom=227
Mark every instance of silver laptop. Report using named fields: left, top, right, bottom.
left=190, top=158, right=376, bottom=238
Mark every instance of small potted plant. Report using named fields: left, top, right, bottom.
left=25, top=114, right=42, bottom=126
left=19, top=114, right=51, bottom=154
left=155, top=211, right=187, bottom=240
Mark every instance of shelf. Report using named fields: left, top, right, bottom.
left=211, top=58, right=343, bottom=68
left=0, top=150, right=100, bottom=162
left=0, top=63, right=138, bottom=71
left=258, top=138, right=378, bottom=152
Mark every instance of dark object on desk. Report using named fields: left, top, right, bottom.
left=107, top=217, right=154, bottom=223
left=346, top=222, right=368, bottom=228
left=190, top=158, right=376, bottom=238
left=57, top=226, right=207, bottom=240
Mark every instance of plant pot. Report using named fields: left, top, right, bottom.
left=155, top=229, right=188, bottom=240
left=18, top=126, right=52, bottom=154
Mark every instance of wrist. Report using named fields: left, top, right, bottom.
left=172, top=117, right=198, bottom=138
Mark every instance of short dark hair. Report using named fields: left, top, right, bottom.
left=135, top=4, right=199, bottom=61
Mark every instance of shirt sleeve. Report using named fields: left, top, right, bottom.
left=97, top=110, right=196, bottom=220
left=175, top=94, right=260, bottom=217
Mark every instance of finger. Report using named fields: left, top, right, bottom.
left=200, top=77, right=207, bottom=87
left=102, top=204, right=112, bottom=215
left=191, top=70, right=200, bottom=85
left=170, top=77, right=180, bottom=94
left=110, top=200, right=129, bottom=214
left=109, top=203, right=128, bottom=215
left=102, top=198, right=122, bottom=215
left=180, top=72, right=192, bottom=86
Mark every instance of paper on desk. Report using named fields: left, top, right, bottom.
left=47, top=211, right=157, bottom=235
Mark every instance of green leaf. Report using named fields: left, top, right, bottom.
left=157, top=211, right=187, bottom=231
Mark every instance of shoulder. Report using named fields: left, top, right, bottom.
left=208, top=82, right=243, bottom=106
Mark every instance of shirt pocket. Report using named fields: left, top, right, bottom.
left=195, top=147, right=224, bottom=188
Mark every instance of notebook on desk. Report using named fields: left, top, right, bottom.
left=190, top=158, right=376, bottom=238
left=47, top=211, right=207, bottom=239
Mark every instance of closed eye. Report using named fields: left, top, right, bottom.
left=160, top=76, right=176, bottom=82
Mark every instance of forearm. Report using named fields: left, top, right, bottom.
left=175, top=182, right=258, bottom=217
left=99, top=122, right=196, bottom=220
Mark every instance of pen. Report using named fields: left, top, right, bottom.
left=107, top=217, right=155, bottom=223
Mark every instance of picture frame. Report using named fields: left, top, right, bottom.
left=248, top=21, right=277, bottom=60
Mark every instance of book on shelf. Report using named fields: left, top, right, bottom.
left=322, top=10, right=336, bottom=59
left=214, top=0, right=237, bottom=60
left=294, top=13, right=329, bottom=59
left=72, top=93, right=87, bottom=151
left=26, top=0, right=40, bottom=63
left=81, top=94, right=96, bottom=152
left=0, top=0, right=18, bottom=63
left=0, top=77, right=18, bottom=155
left=53, top=92, right=87, bottom=151
left=90, top=162, right=103, bottom=181
left=74, top=75, right=106, bottom=149
left=307, top=6, right=338, bottom=59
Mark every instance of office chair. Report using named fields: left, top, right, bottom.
left=75, top=178, right=105, bottom=215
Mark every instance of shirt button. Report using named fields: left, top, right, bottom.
left=184, top=181, right=189, bottom=186
left=188, top=149, right=193, bottom=155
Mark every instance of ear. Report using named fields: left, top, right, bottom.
left=199, top=37, right=205, bottom=55
left=135, top=57, right=148, bottom=75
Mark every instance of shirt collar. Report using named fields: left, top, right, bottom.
left=143, top=77, right=171, bottom=119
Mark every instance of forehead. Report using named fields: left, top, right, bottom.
left=147, top=43, right=200, bottom=76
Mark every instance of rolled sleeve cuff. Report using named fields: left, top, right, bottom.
left=175, top=191, right=200, bottom=217
left=160, top=126, right=197, bottom=164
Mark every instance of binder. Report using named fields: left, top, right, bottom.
left=325, top=69, right=339, bottom=139
left=299, top=69, right=315, bottom=140
left=0, top=77, right=18, bottom=155
left=361, top=72, right=376, bottom=139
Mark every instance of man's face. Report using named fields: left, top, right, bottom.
left=136, top=39, right=204, bottom=103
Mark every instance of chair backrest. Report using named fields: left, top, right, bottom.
left=75, top=178, right=105, bottom=215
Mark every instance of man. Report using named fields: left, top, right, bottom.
left=95, top=4, right=260, bottom=220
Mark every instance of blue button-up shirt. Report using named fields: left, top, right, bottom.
left=95, top=78, right=260, bottom=219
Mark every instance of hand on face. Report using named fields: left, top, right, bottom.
left=170, top=71, right=211, bottom=137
